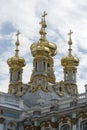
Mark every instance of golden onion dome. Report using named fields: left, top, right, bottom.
left=7, top=56, right=26, bottom=68
left=7, top=31, right=26, bottom=68
left=61, top=55, right=79, bottom=67
left=61, top=30, right=79, bottom=67
left=30, top=11, right=57, bottom=57
left=31, top=41, right=57, bottom=57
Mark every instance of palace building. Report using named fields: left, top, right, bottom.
left=0, top=12, right=87, bottom=130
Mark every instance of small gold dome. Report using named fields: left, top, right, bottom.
left=61, top=30, right=79, bottom=68
left=61, top=55, right=79, bottom=67
left=7, top=31, right=26, bottom=68
left=7, top=56, right=26, bottom=68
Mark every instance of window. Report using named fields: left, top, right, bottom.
left=10, top=72, right=12, bottom=81
left=59, top=86, right=62, bottom=92
left=47, top=63, right=50, bottom=75
left=80, top=120, right=87, bottom=130
left=35, top=62, right=37, bottom=71
left=65, top=72, right=68, bottom=80
left=21, top=87, right=23, bottom=92
left=43, top=62, right=46, bottom=71
left=18, top=71, right=20, bottom=80
left=61, top=124, right=70, bottom=130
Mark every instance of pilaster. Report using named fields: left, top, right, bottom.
left=72, top=113, right=76, bottom=130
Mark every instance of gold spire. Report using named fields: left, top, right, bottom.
left=61, top=30, right=79, bottom=67
left=68, top=30, right=73, bottom=56
left=15, top=30, right=20, bottom=57
left=39, top=11, right=47, bottom=41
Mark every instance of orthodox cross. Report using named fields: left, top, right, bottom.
left=42, top=11, right=47, bottom=21
left=68, top=29, right=73, bottom=39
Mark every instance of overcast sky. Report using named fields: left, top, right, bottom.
left=0, top=0, right=87, bottom=93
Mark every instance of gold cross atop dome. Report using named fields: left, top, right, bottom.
left=15, top=30, right=21, bottom=56
left=39, top=11, right=47, bottom=41
left=42, top=11, right=47, bottom=21
left=68, top=29, right=73, bottom=36
left=68, top=30, right=73, bottom=45
left=16, top=30, right=20, bottom=45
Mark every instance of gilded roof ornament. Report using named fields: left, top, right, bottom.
left=7, top=31, right=26, bottom=67
left=61, top=30, right=79, bottom=67
left=68, top=30, right=73, bottom=56
left=30, top=12, right=57, bottom=57
left=15, top=30, right=20, bottom=57
left=39, top=11, right=47, bottom=41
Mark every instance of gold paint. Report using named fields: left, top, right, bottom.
left=50, top=121, right=58, bottom=128
left=30, top=12, right=56, bottom=92
left=7, top=32, right=26, bottom=96
left=0, top=118, right=4, bottom=124
left=8, top=122, right=15, bottom=127
left=71, top=118, right=76, bottom=125
left=54, top=81, right=64, bottom=97
left=61, top=30, right=79, bottom=95
left=79, top=112, right=87, bottom=119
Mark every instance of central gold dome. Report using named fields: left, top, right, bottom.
left=30, top=11, right=57, bottom=57
left=31, top=40, right=57, bottom=57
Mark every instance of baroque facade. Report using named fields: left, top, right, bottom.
left=0, top=12, right=87, bottom=130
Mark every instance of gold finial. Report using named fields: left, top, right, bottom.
left=39, top=11, right=47, bottom=41
left=67, top=30, right=73, bottom=56
left=15, top=31, right=20, bottom=57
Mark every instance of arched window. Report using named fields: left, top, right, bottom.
left=43, top=62, right=46, bottom=71
left=18, top=71, right=20, bottom=80
left=59, top=86, right=62, bottom=92
left=10, top=72, right=12, bottom=81
left=80, top=120, right=87, bottom=130
left=61, top=124, right=70, bottom=130
left=65, top=71, right=68, bottom=80
left=36, top=62, right=37, bottom=71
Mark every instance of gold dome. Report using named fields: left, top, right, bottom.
left=7, top=56, right=26, bottom=68
left=7, top=31, right=26, bottom=68
left=31, top=41, right=57, bottom=57
left=61, top=30, right=79, bottom=67
left=30, top=11, right=57, bottom=57
left=61, top=55, right=79, bottom=67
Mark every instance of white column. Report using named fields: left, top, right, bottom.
left=51, top=116, right=57, bottom=130
left=34, top=120, right=39, bottom=126
left=72, top=113, right=76, bottom=130
left=19, top=99, right=24, bottom=109
left=0, top=118, right=4, bottom=130
left=51, top=116, right=56, bottom=122
left=0, top=124, right=3, bottom=130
